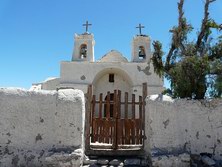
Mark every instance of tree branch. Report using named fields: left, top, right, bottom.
left=196, top=0, right=216, bottom=51
left=165, top=0, right=185, bottom=70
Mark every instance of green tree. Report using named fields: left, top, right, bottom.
left=152, top=0, right=222, bottom=99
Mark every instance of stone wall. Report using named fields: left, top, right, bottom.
left=0, top=88, right=85, bottom=167
left=146, top=96, right=222, bottom=160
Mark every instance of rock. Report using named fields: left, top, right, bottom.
left=97, top=159, right=109, bottom=165
left=109, top=159, right=121, bottom=165
left=88, top=164, right=100, bottom=167
left=215, top=160, right=222, bottom=167
left=191, top=162, right=198, bottom=167
left=124, top=158, right=140, bottom=165
left=179, top=153, right=190, bottom=162
left=45, top=152, right=82, bottom=167
left=119, top=162, right=124, bottom=166
left=201, top=155, right=216, bottom=166
left=58, top=162, right=71, bottom=167
left=141, top=159, right=149, bottom=166
left=71, top=149, right=83, bottom=157
left=89, top=156, right=98, bottom=159
left=152, top=154, right=191, bottom=167
left=83, top=158, right=97, bottom=165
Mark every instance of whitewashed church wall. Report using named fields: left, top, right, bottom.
left=146, top=98, right=222, bottom=160
left=60, top=61, right=163, bottom=94
left=0, top=88, right=85, bottom=167
left=42, top=78, right=60, bottom=90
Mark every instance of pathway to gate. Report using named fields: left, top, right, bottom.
left=85, top=83, right=147, bottom=153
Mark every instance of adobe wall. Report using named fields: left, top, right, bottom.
left=0, top=88, right=85, bottom=167
left=146, top=97, right=222, bottom=160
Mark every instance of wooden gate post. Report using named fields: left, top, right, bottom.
left=112, top=90, right=117, bottom=149
left=85, top=85, right=92, bottom=152
left=142, top=82, right=147, bottom=148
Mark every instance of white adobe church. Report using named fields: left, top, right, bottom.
left=34, top=22, right=163, bottom=97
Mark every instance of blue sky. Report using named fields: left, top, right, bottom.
left=0, top=0, right=221, bottom=88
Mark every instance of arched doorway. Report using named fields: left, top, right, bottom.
left=92, top=68, right=133, bottom=100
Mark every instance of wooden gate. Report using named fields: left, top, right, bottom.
left=85, top=83, right=147, bottom=151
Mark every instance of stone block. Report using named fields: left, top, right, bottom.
left=179, top=153, right=190, bottom=162
left=109, top=159, right=121, bottom=165
left=201, top=155, right=216, bottom=166
left=97, top=159, right=109, bottom=165
left=124, top=158, right=140, bottom=165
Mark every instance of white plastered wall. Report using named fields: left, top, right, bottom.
left=146, top=98, right=222, bottom=160
left=0, top=88, right=85, bottom=167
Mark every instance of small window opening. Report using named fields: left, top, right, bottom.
left=109, top=74, right=114, bottom=83
left=139, top=46, right=146, bottom=60
left=80, top=44, right=87, bottom=59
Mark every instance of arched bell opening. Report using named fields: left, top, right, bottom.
left=138, top=46, right=146, bottom=60
left=80, top=44, right=87, bottom=59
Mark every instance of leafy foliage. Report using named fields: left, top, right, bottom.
left=152, top=0, right=222, bottom=99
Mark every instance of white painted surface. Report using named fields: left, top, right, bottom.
left=148, top=94, right=174, bottom=103
left=146, top=98, right=222, bottom=160
left=0, top=88, right=85, bottom=167
left=40, top=33, right=164, bottom=97
left=99, top=50, right=128, bottom=63
left=131, top=35, right=151, bottom=62
left=72, top=33, right=95, bottom=62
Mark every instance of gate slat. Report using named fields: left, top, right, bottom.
left=134, top=119, right=138, bottom=144
left=121, top=119, right=125, bottom=145
left=118, top=90, right=121, bottom=119
left=98, top=119, right=103, bottom=143
left=118, top=91, right=122, bottom=146
left=117, top=119, right=120, bottom=145
left=91, top=95, right=96, bottom=142
left=104, top=120, right=110, bottom=143
left=106, top=92, right=110, bottom=119
left=92, top=118, right=97, bottom=142
left=101, top=119, right=105, bottom=143
left=113, top=90, right=117, bottom=149
left=131, top=94, right=136, bottom=144
left=135, top=119, right=139, bottom=144
left=142, top=83, right=147, bottom=147
left=131, top=118, right=137, bottom=145
left=139, top=96, right=143, bottom=144
left=124, top=92, right=128, bottom=119
left=125, top=119, right=130, bottom=144
left=132, top=94, right=135, bottom=119
left=85, top=85, right=92, bottom=151
left=98, top=93, right=103, bottom=143
left=99, top=93, right=103, bottom=118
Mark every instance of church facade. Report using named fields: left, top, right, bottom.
left=37, top=24, right=163, bottom=99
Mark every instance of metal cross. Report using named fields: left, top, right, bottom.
left=83, top=21, right=92, bottom=33
left=136, top=23, right=145, bottom=35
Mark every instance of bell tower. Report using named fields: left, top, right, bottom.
left=72, top=21, right=95, bottom=62
left=131, top=24, right=151, bottom=62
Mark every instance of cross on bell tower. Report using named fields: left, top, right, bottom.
left=83, top=21, right=92, bottom=33
left=136, top=23, right=145, bottom=35
left=72, top=21, right=95, bottom=62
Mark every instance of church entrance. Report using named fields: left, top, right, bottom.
left=85, top=83, right=147, bottom=155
